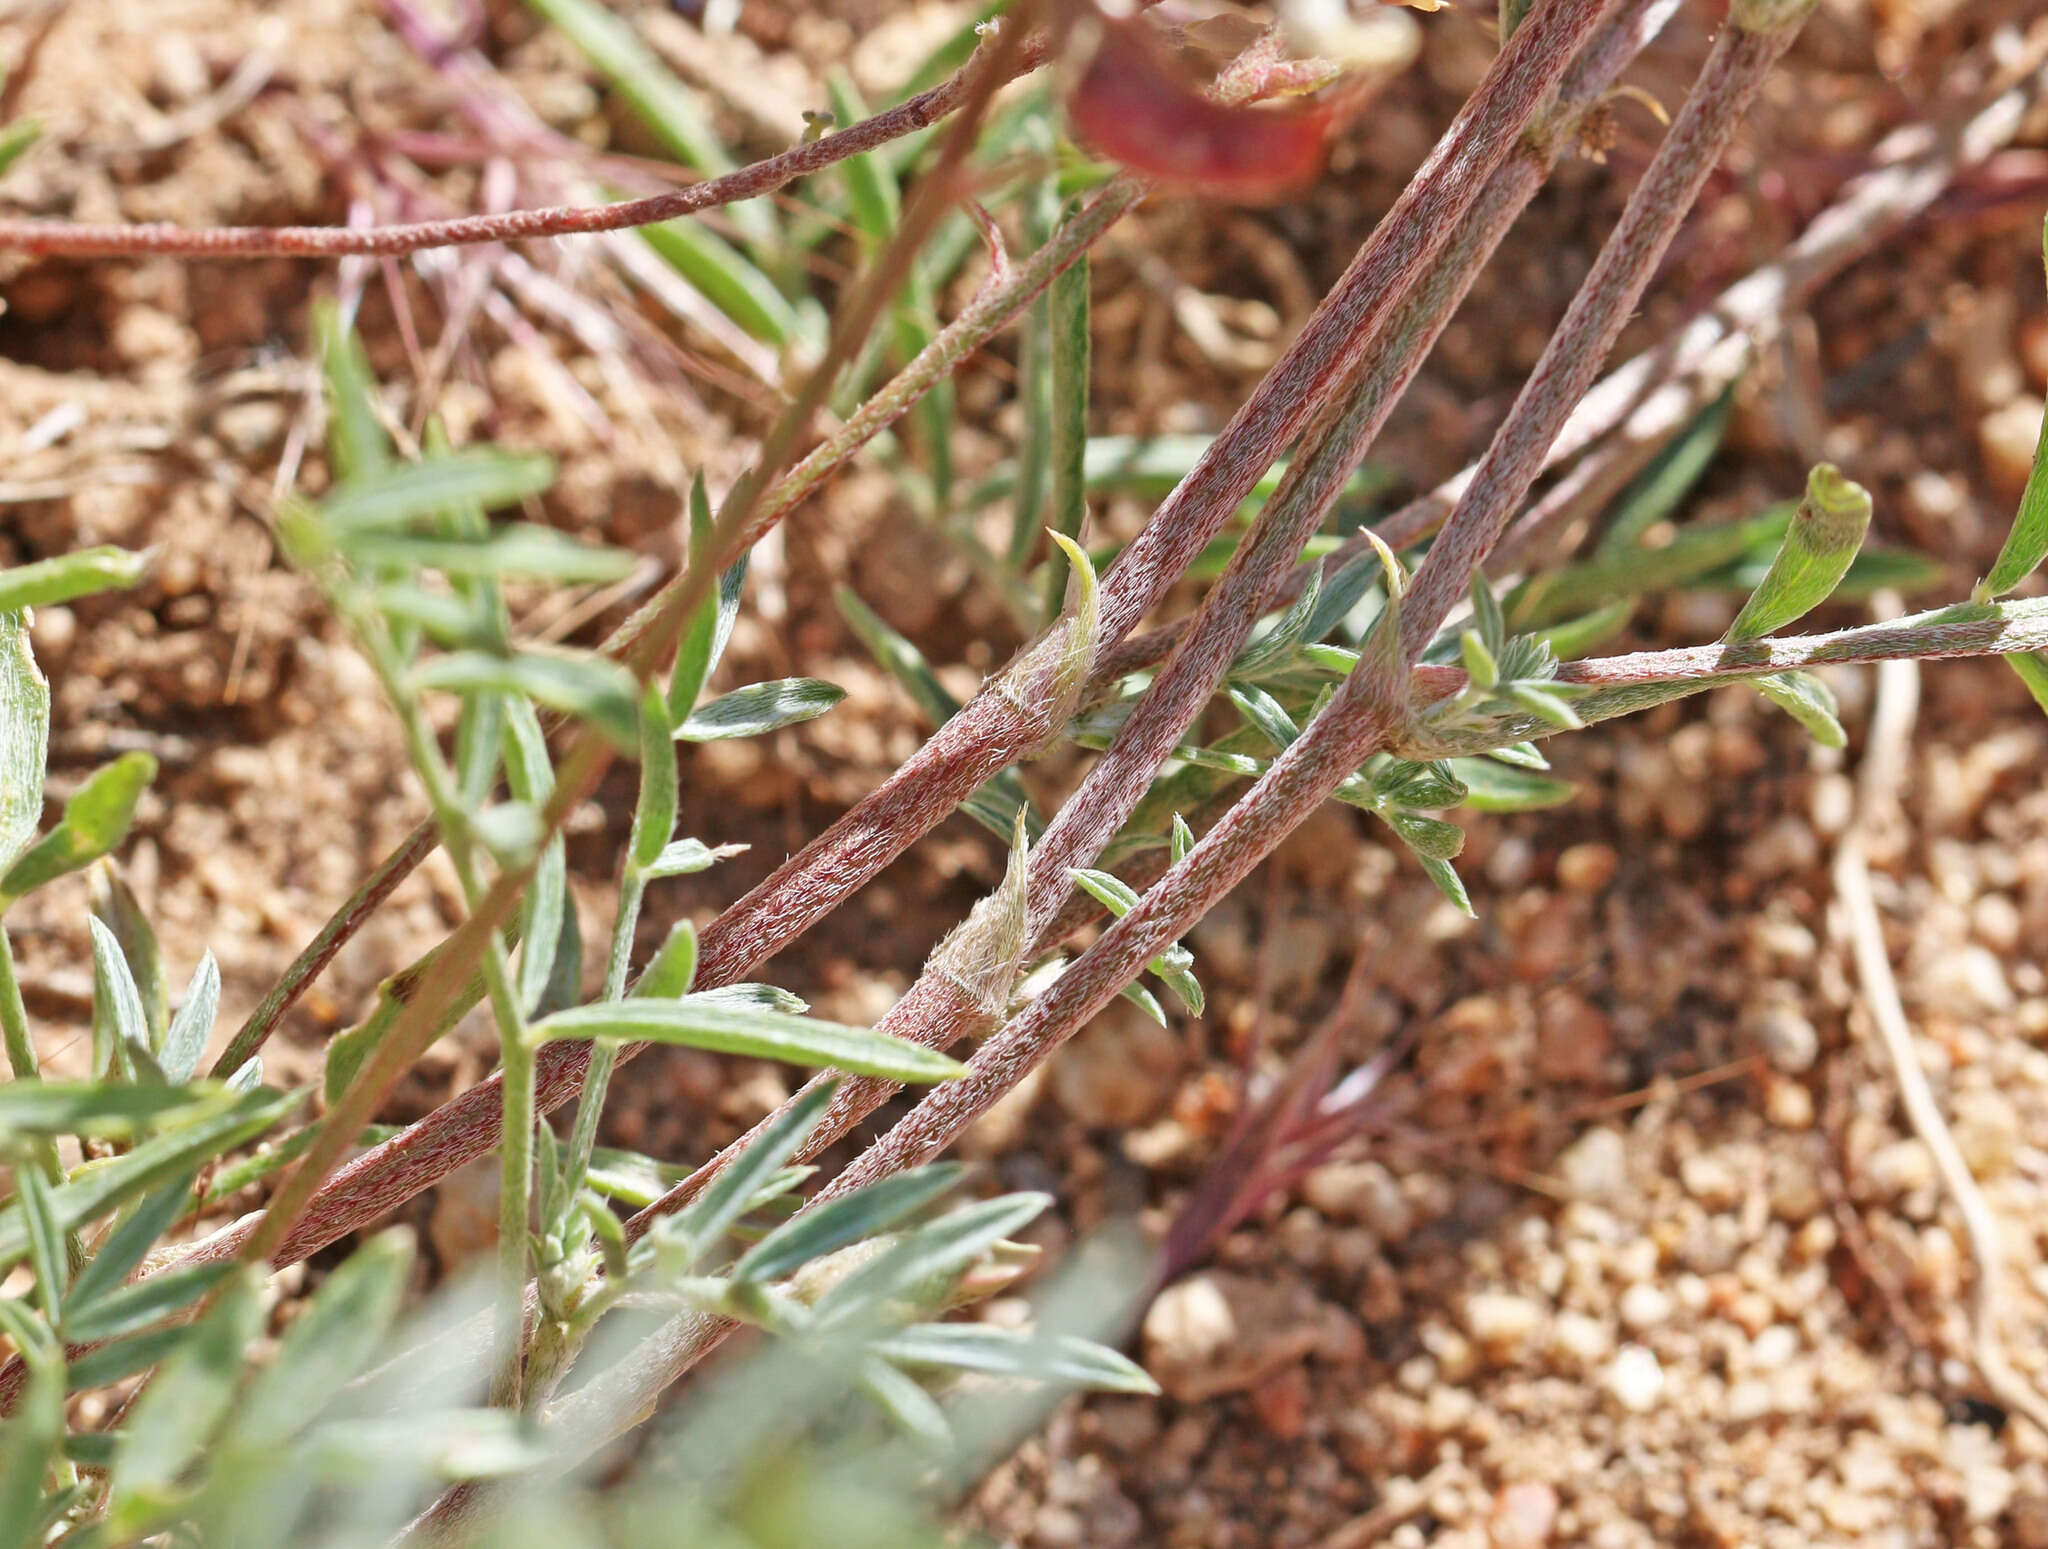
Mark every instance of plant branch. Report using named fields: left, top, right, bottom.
left=1397, top=0, right=1820, bottom=659
left=1176, top=17, right=2048, bottom=627
left=0, top=30, right=1053, bottom=259
left=185, top=12, right=1034, bottom=1276
left=556, top=0, right=1822, bottom=1430
left=617, top=0, right=1682, bottom=1243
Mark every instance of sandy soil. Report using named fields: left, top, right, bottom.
left=6, top=1, right=2048, bottom=1544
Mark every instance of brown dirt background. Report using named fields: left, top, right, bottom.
left=5, top=0, right=2048, bottom=1544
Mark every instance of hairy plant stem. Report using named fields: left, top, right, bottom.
left=149, top=0, right=1617, bottom=1297
left=0, top=30, right=1053, bottom=259
left=560, top=868, right=647, bottom=1195
left=542, top=0, right=1821, bottom=1438
left=114, top=175, right=1134, bottom=1293
left=1399, top=2, right=1818, bottom=661
left=619, top=0, right=1682, bottom=1241
left=440, top=0, right=1641, bottom=1449
left=1078, top=19, right=2048, bottom=698
left=333, top=600, right=536, bottom=1408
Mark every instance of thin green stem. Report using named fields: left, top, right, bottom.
left=561, top=869, right=646, bottom=1190
left=0, top=928, right=65, bottom=1190
left=347, top=603, right=535, bottom=1409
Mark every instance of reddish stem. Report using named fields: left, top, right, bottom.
left=0, top=34, right=1051, bottom=259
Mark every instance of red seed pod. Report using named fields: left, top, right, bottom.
left=1063, top=19, right=1334, bottom=202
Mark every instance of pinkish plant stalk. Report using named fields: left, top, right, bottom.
left=1398, top=0, right=1821, bottom=659
left=621, top=0, right=1682, bottom=1239
left=150, top=0, right=1625, bottom=1285
left=0, top=30, right=1054, bottom=260
left=519, top=0, right=1827, bottom=1449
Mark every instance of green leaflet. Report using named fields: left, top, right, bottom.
left=1725, top=464, right=1872, bottom=642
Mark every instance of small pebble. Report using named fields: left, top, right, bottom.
left=1604, top=1345, right=1665, bottom=1412
left=1549, top=1310, right=1612, bottom=1369
left=1981, top=396, right=2046, bottom=499
left=1487, top=1481, right=1559, bottom=1549
left=1864, top=1138, right=1935, bottom=1199
left=1618, top=1282, right=1672, bottom=1332
left=1748, top=1006, right=1820, bottom=1075
left=1557, top=1127, right=1629, bottom=1203
left=1463, top=1291, right=1546, bottom=1361
left=1556, top=842, right=1618, bottom=894
left=1749, top=1324, right=1799, bottom=1371
left=1679, top=1151, right=1744, bottom=1211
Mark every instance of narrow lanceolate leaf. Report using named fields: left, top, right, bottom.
left=874, top=1324, right=1159, bottom=1394
left=0, top=610, right=49, bottom=870
left=110, top=1265, right=265, bottom=1500
left=523, top=0, right=777, bottom=248
left=835, top=585, right=959, bottom=727
left=0, top=547, right=150, bottom=614
left=657, top=1082, right=837, bottom=1272
left=60, top=1261, right=233, bottom=1345
left=19, top=1165, right=65, bottom=1316
left=630, top=684, right=679, bottom=874
left=1753, top=669, right=1846, bottom=748
left=63, top=1168, right=202, bottom=1313
left=676, top=678, right=845, bottom=742
left=88, top=916, right=152, bottom=1080
left=1044, top=231, right=1092, bottom=623
left=642, top=838, right=747, bottom=881
left=91, top=863, right=166, bottom=1049
left=318, top=448, right=557, bottom=534
left=1726, top=464, right=1873, bottom=642
left=503, top=697, right=566, bottom=1018
left=228, top=1230, right=413, bottom=1449
left=634, top=921, right=698, bottom=1000
left=734, top=1164, right=966, bottom=1285
left=1384, top=810, right=1465, bottom=863
left=0, top=115, right=42, bottom=179
left=861, top=1356, right=954, bottom=1450
left=1460, top=629, right=1499, bottom=691
left=641, top=217, right=799, bottom=346
left=0, top=1082, right=212, bottom=1139
left=1449, top=756, right=1576, bottom=813
left=815, top=1192, right=1051, bottom=1320
left=1976, top=221, right=2048, bottom=601
left=161, top=952, right=221, bottom=1086
left=0, top=1340, right=62, bottom=1549
left=316, top=301, right=391, bottom=481
left=0, top=1087, right=300, bottom=1269
left=680, top=983, right=807, bottom=1014
left=667, top=475, right=748, bottom=722
left=0, top=752, right=156, bottom=906
left=827, top=71, right=899, bottom=240
left=533, top=1001, right=965, bottom=1084
left=416, top=650, right=639, bottom=751
left=341, top=525, right=636, bottom=584
left=1417, top=855, right=1475, bottom=917
left=2005, top=650, right=2048, bottom=717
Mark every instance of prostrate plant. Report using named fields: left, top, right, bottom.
left=2, top=0, right=2047, bottom=1541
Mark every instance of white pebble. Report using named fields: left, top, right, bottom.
left=1604, top=1344, right=1665, bottom=1413
left=1618, top=1282, right=1673, bottom=1332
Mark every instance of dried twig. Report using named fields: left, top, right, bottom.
left=1832, top=597, right=2048, bottom=1435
